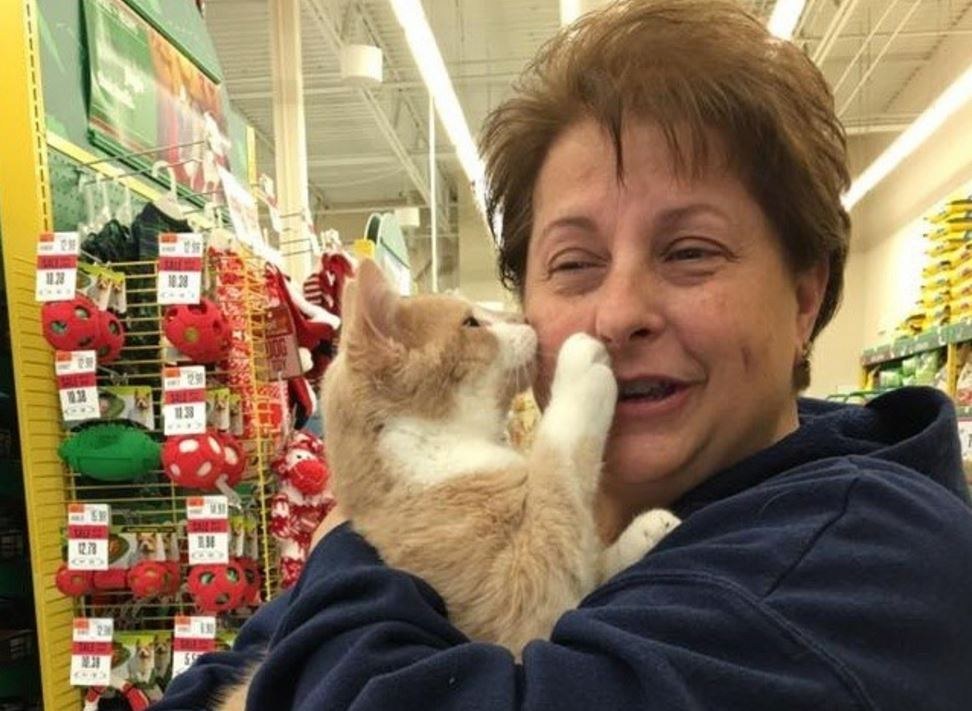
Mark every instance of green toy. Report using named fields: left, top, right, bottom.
left=58, top=422, right=161, bottom=481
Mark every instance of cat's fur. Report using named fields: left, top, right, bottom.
left=214, top=259, right=678, bottom=709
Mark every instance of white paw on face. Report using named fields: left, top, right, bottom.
left=548, top=333, right=617, bottom=435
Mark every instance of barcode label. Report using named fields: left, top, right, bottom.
left=56, top=351, right=99, bottom=422
left=187, top=496, right=229, bottom=564
left=66, top=504, right=110, bottom=570
left=163, top=366, right=206, bottom=435
left=172, top=616, right=216, bottom=677
left=157, top=233, right=204, bottom=304
left=70, top=618, right=113, bottom=686
left=36, top=232, right=79, bottom=301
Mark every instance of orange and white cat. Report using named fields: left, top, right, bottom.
left=215, top=259, right=677, bottom=709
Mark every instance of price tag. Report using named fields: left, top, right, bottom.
left=187, top=496, right=229, bottom=564
left=157, top=233, right=204, bottom=304
left=66, top=503, right=110, bottom=570
left=35, top=232, right=79, bottom=301
left=70, top=618, right=113, bottom=686
left=163, top=366, right=206, bottom=435
left=172, top=616, right=216, bottom=677
left=55, top=350, right=99, bottom=422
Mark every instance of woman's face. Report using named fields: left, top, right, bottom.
left=523, top=119, right=827, bottom=512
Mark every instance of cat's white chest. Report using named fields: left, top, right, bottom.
left=377, top=418, right=525, bottom=486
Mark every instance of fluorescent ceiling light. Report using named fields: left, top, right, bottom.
left=843, top=60, right=972, bottom=210
left=767, top=0, right=805, bottom=40
left=560, top=0, right=582, bottom=26
left=387, top=0, right=484, bottom=208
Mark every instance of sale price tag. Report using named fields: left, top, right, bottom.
left=172, top=616, right=216, bottom=677
left=163, top=366, right=206, bottom=435
left=157, top=233, right=204, bottom=304
left=35, top=232, right=79, bottom=301
left=70, top=618, right=113, bottom=686
left=187, top=496, right=229, bottom=564
left=55, top=350, right=99, bottom=422
left=67, top=503, right=110, bottom=570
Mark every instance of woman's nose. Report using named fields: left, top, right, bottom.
left=593, top=267, right=664, bottom=347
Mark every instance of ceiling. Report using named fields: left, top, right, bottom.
left=203, top=0, right=972, bottom=259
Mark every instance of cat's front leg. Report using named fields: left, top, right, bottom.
left=533, top=333, right=617, bottom=500
left=598, top=509, right=680, bottom=582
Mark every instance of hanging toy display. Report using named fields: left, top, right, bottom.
left=127, top=559, right=171, bottom=599
left=58, top=422, right=161, bottom=482
left=161, top=429, right=226, bottom=489
left=217, top=431, right=247, bottom=483
left=55, top=564, right=94, bottom=597
left=162, top=298, right=232, bottom=364
left=186, top=561, right=248, bottom=613
left=41, top=295, right=102, bottom=351
left=269, top=430, right=335, bottom=587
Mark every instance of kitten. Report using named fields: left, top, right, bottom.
left=214, top=259, right=677, bottom=709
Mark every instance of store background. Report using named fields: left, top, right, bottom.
left=201, top=0, right=972, bottom=397
left=2, top=1, right=972, bottom=709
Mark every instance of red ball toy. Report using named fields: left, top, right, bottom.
left=187, top=561, right=248, bottom=613
left=235, top=556, right=262, bottom=606
left=162, top=430, right=225, bottom=489
left=41, top=295, right=101, bottom=351
left=217, top=432, right=246, bottom=485
left=163, top=299, right=231, bottom=364
left=55, top=565, right=93, bottom=597
left=94, top=309, right=125, bottom=363
left=127, top=560, right=170, bottom=598
left=92, top=568, right=128, bottom=590
left=164, top=560, right=182, bottom=594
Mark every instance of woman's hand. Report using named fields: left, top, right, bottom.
left=311, top=503, right=349, bottom=548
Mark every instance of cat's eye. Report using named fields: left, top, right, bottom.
left=462, top=316, right=481, bottom=328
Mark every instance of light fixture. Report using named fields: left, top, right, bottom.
left=387, top=0, right=484, bottom=209
left=843, top=61, right=972, bottom=210
left=767, top=0, right=806, bottom=40
left=560, top=0, right=582, bottom=26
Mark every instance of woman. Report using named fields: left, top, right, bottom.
left=158, top=1, right=972, bottom=709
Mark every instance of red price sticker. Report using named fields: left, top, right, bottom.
left=187, top=496, right=229, bottom=564
left=66, top=503, right=110, bottom=570
left=55, top=351, right=99, bottom=422
left=172, top=616, right=216, bottom=677
left=70, top=617, right=113, bottom=686
left=163, top=366, right=206, bottom=435
left=157, top=233, right=204, bottom=304
left=35, top=232, right=79, bottom=301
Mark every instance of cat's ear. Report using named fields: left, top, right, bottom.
left=343, top=260, right=402, bottom=363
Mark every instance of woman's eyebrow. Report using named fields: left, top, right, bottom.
left=654, top=203, right=730, bottom=231
left=539, top=215, right=597, bottom=241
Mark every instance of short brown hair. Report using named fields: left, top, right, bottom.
left=480, top=0, right=850, bottom=389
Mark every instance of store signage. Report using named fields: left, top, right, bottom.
left=56, top=350, right=99, bottom=422
left=157, top=233, right=204, bottom=304
left=35, top=232, right=79, bottom=302
left=70, top=618, right=113, bottom=687
left=163, top=366, right=206, bottom=435
left=186, top=495, right=229, bottom=564
left=172, top=615, right=216, bottom=677
left=66, top=503, right=110, bottom=570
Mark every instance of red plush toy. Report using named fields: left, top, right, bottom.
left=217, top=432, right=246, bottom=485
left=187, top=561, right=248, bottom=613
left=162, top=299, right=231, bottom=364
left=162, top=430, right=226, bottom=489
left=269, top=431, right=335, bottom=587
left=41, top=295, right=102, bottom=351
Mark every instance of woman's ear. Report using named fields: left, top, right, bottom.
left=794, top=259, right=830, bottom=349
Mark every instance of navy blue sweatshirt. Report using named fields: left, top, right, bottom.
left=155, top=387, right=972, bottom=710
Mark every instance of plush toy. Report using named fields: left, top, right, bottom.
left=217, top=431, right=246, bottom=484
left=162, top=299, right=231, bottom=364
left=269, top=431, right=335, bottom=587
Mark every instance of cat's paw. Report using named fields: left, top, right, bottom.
left=549, top=334, right=616, bottom=435
left=599, top=509, right=680, bottom=580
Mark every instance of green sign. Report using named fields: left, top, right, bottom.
left=82, top=0, right=230, bottom=192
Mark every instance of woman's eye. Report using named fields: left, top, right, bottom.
left=550, top=260, right=593, bottom=273
left=667, top=245, right=717, bottom=262
left=462, top=316, right=481, bottom=327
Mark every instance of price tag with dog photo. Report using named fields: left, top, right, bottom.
left=186, top=496, right=229, bottom=564
left=157, top=233, right=204, bottom=304
left=163, top=366, right=206, bottom=435
left=67, top=503, right=110, bottom=570
left=70, top=617, right=113, bottom=686
left=172, top=616, right=216, bottom=677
